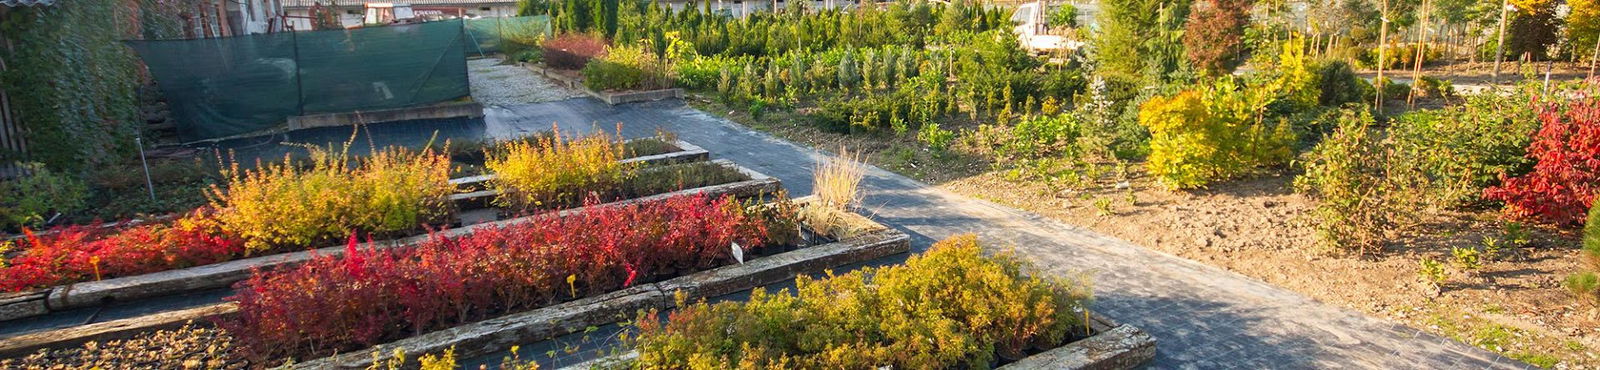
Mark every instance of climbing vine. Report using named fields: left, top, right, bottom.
left=0, top=0, right=181, bottom=172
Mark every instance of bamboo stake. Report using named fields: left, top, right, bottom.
left=1375, top=0, right=1389, bottom=113
left=1408, top=0, right=1430, bottom=106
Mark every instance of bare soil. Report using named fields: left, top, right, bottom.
left=689, top=93, right=1600, bottom=368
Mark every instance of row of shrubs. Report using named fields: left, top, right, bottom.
left=535, top=0, right=1042, bottom=139
left=541, top=32, right=678, bottom=92
left=1296, top=81, right=1597, bottom=253
left=627, top=234, right=1092, bottom=368
left=224, top=193, right=788, bottom=361
left=0, top=131, right=726, bottom=292
left=1356, top=43, right=1445, bottom=70
left=0, top=145, right=452, bottom=292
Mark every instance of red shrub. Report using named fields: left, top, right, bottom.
left=542, top=33, right=607, bottom=70
left=0, top=209, right=245, bottom=292
left=222, top=193, right=773, bottom=361
left=1484, top=95, right=1600, bottom=225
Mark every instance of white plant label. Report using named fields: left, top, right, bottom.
left=731, top=242, right=745, bottom=264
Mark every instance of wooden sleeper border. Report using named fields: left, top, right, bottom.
left=0, top=159, right=777, bottom=323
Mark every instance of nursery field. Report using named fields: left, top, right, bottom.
left=8, top=0, right=1600, bottom=368
left=499, top=0, right=1600, bottom=367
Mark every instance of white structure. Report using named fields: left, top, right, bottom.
left=228, top=0, right=284, bottom=34
left=281, top=0, right=516, bottom=30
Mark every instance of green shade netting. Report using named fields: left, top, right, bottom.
left=464, top=15, right=550, bottom=55
left=128, top=20, right=470, bottom=141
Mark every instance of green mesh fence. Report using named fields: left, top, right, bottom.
left=127, top=20, right=470, bottom=141
left=464, top=15, right=550, bottom=56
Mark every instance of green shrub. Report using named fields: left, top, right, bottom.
left=1388, top=87, right=1540, bottom=208
left=917, top=122, right=956, bottom=152
left=1413, top=76, right=1455, bottom=99
left=582, top=44, right=672, bottom=91
left=1372, top=77, right=1410, bottom=101
left=630, top=234, right=1091, bottom=368
left=512, top=49, right=542, bottom=64
left=1048, top=3, right=1078, bottom=29
left=675, top=55, right=749, bottom=90
left=1140, top=78, right=1296, bottom=190
left=0, top=164, right=89, bottom=231
left=1418, top=258, right=1449, bottom=288
left=1294, top=109, right=1423, bottom=254
left=1567, top=203, right=1600, bottom=305
left=998, top=113, right=1081, bottom=161
left=1313, top=60, right=1367, bottom=107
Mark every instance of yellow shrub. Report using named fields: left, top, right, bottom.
left=209, top=145, right=453, bottom=252
left=485, top=130, right=633, bottom=209
left=1141, top=78, right=1296, bottom=190
left=631, top=234, right=1091, bottom=368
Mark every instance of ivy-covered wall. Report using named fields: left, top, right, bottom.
left=0, top=0, right=182, bottom=173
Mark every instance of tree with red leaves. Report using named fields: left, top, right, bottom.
left=1485, top=93, right=1600, bottom=226
left=1183, top=0, right=1252, bottom=77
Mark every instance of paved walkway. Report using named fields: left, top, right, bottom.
left=482, top=98, right=1531, bottom=369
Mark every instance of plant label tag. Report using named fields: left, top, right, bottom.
left=731, top=242, right=745, bottom=264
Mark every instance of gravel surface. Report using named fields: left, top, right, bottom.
left=469, top=57, right=582, bottom=107
left=1, top=324, right=247, bottom=369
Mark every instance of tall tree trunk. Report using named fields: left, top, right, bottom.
left=1493, top=0, right=1510, bottom=84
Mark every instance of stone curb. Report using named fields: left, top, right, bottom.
left=0, top=161, right=779, bottom=323
left=996, top=314, right=1156, bottom=370
left=295, top=206, right=911, bottom=369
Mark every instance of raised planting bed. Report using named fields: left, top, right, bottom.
left=521, top=62, right=684, bottom=105
left=556, top=234, right=1155, bottom=370
left=287, top=197, right=909, bottom=368
left=448, top=136, right=707, bottom=181
left=558, top=313, right=1154, bottom=370
left=0, top=195, right=894, bottom=366
left=450, top=159, right=765, bottom=217
left=0, top=160, right=778, bottom=323
left=0, top=197, right=902, bottom=367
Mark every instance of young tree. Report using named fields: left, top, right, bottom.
left=1049, top=3, right=1079, bottom=29
left=1569, top=0, right=1600, bottom=70
left=1093, top=0, right=1191, bottom=81
left=1183, top=0, right=1251, bottom=76
left=1507, top=0, right=1562, bottom=61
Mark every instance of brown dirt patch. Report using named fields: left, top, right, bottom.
left=691, top=92, right=1600, bottom=367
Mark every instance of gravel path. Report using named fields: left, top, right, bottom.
left=468, top=58, right=581, bottom=107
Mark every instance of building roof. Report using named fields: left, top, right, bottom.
left=282, top=0, right=513, bottom=8
left=1, top=0, right=55, bottom=7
